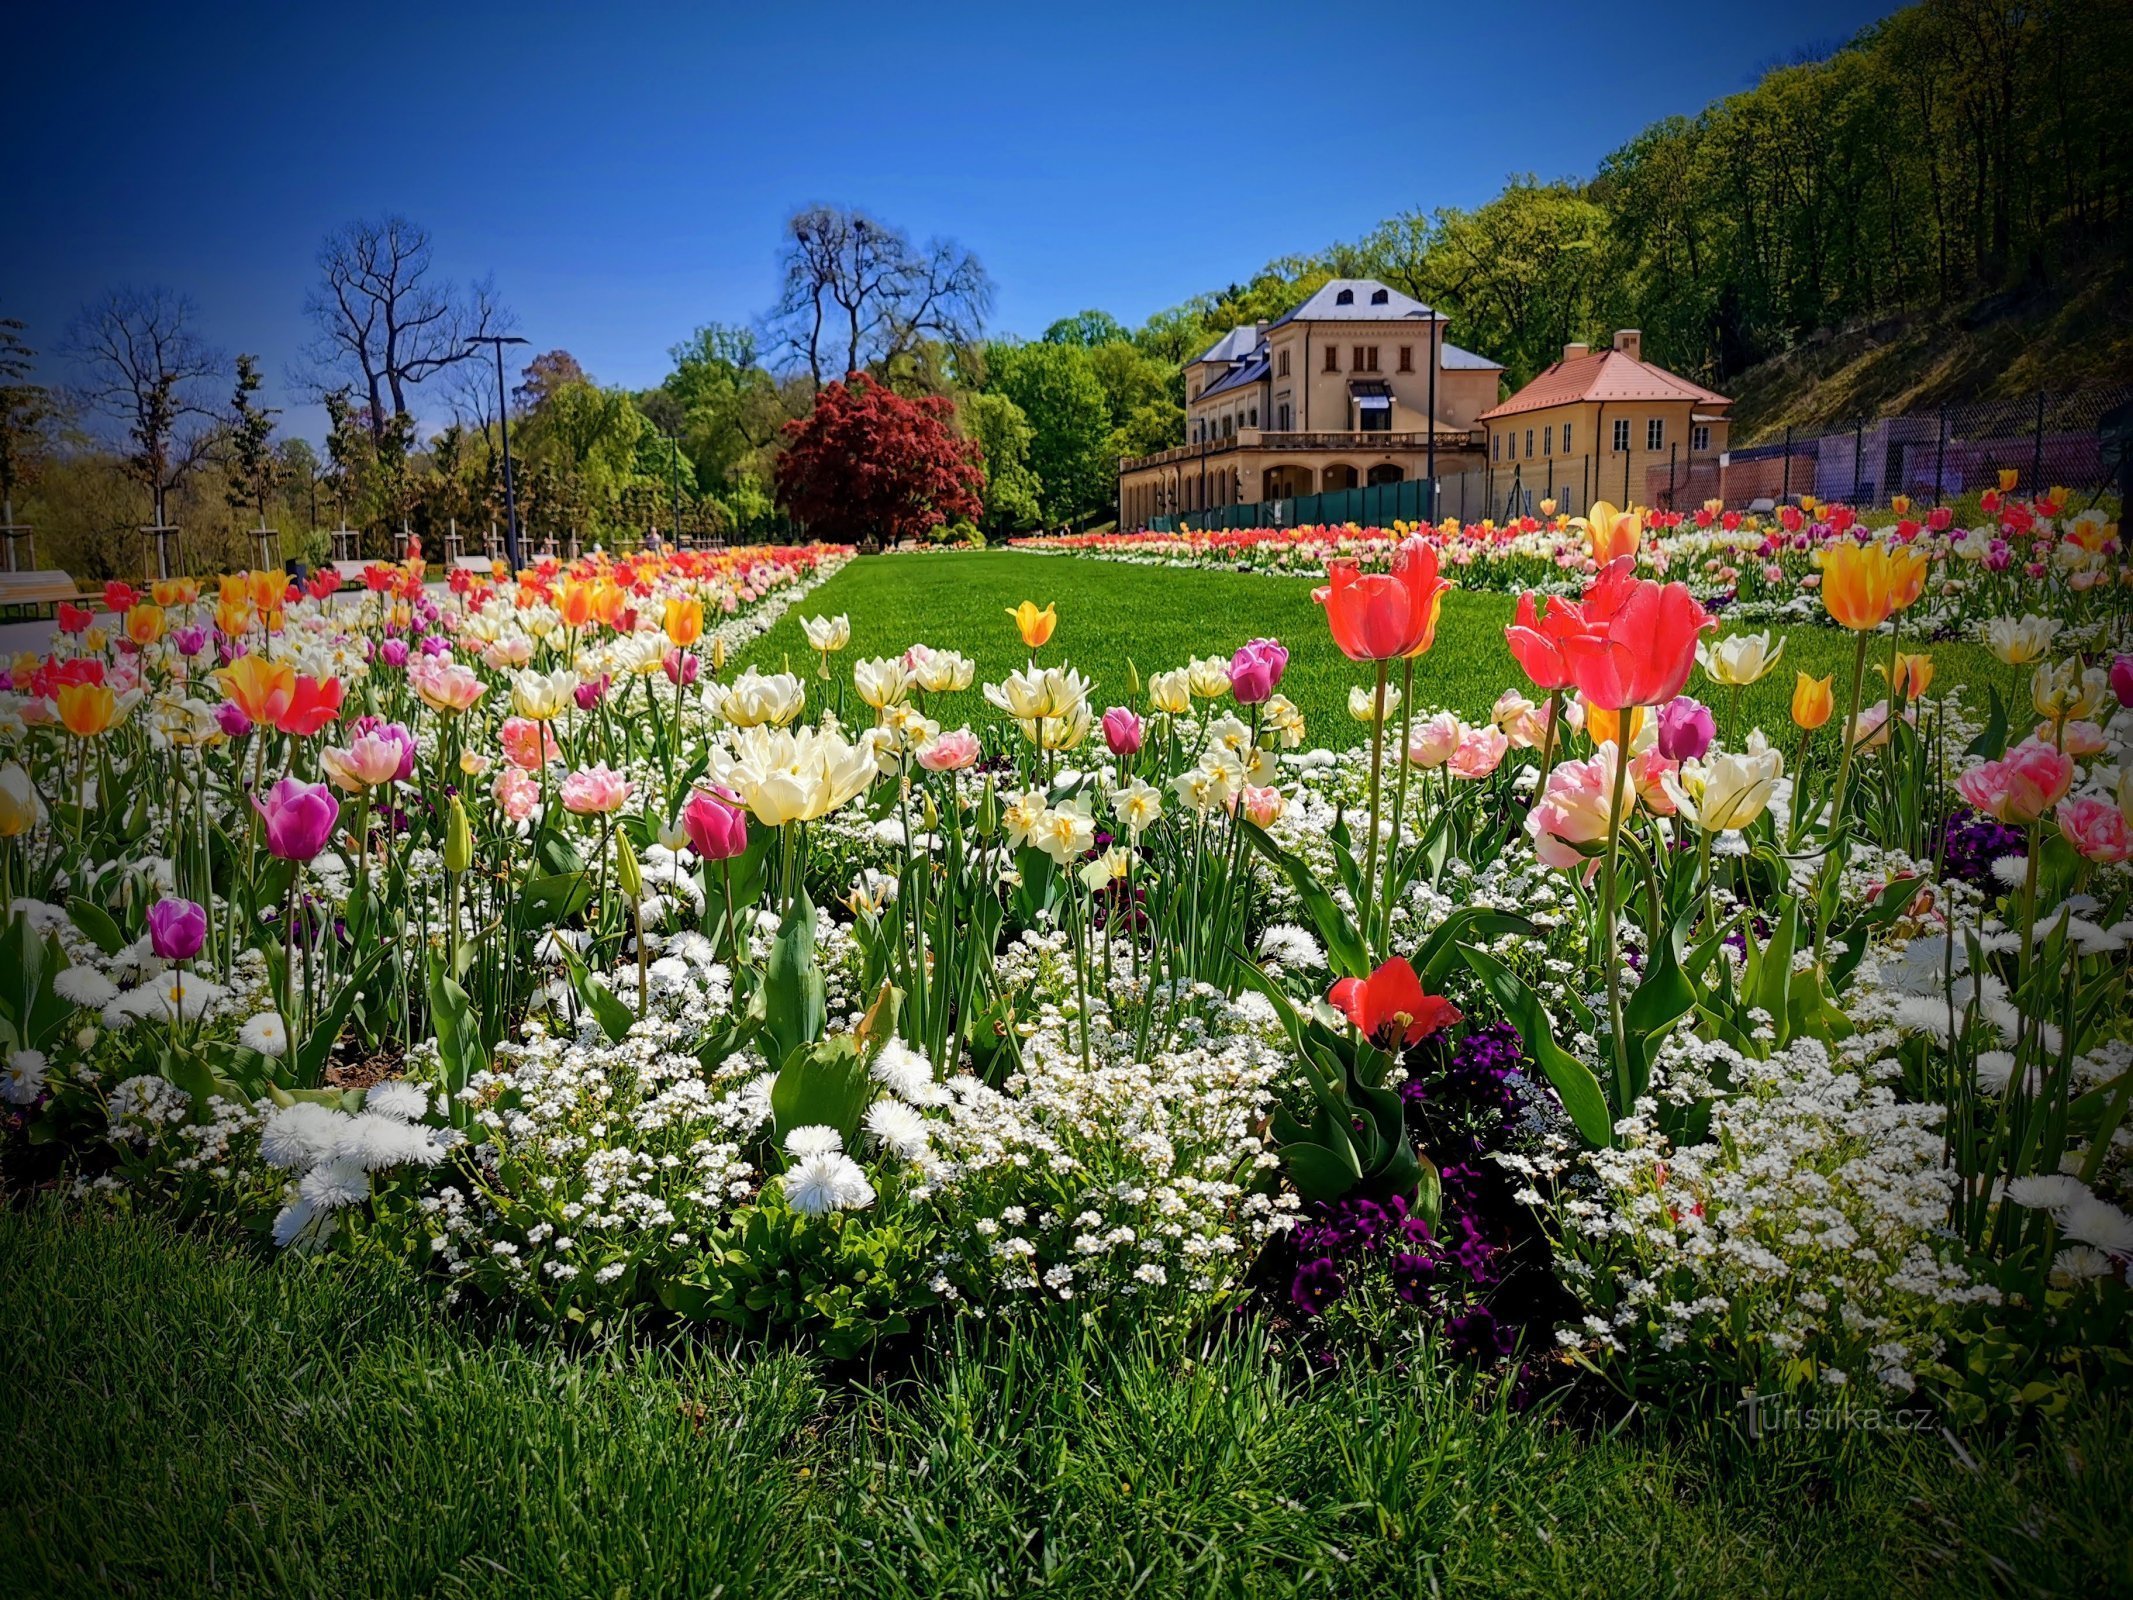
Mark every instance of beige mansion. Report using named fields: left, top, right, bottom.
left=1115, top=279, right=1499, bottom=527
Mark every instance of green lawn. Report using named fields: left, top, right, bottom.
left=4, top=1205, right=2127, bottom=1599
left=739, top=550, right=2017, bottom=741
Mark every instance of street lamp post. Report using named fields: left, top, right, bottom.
left=1425, top=305, right=1439, bottom=520
left=465, top=333, right=530, bottom=570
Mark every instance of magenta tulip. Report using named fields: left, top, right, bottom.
left=251, top=777, right=340, bottom=862
left=1656, top=696, right=1716, bottom=762
left=1228, top=638, right=1289, bottom=705
left=147, top=897, right=208, bottom=962
left=2111, top=653, right=2133, bottom=710
left=681, top=788, right=748, bottom=861
left=215, top=700, right=254, bottom=739
left=1101, top=706, right=1145, bottom=757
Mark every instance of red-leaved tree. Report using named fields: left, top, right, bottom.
left=774, top=372, right=985, bottom=546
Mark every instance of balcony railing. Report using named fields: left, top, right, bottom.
left=1119, top=427, right=1483, bottom=474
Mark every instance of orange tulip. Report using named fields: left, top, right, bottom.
left=557, top=579, right=597, bottom=630
left=56, top=681, right=122, bottom=738
left=1821, top=541, right=1929, bottom=631
left=590, top=581, right=628, bottom=628
left=215, top=597, right=253, bottom=638
left=1791, top=672, right=1835, bottom=730
left=663, top=596, right=704, bottom=648
left=275, top=674, right=345, bottom=737
left=151, top=577, right=200, bottom=608
left=1997, top=468, right=2019, bottom=494
left=215, top=654, right=297, bottom=727
left=1887, top=651, right=1934, bottom=701
left=124, top=603, right=166, bottom=647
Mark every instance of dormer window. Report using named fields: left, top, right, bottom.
left=1370, top=288, right=1389, bottom=305
left=1335, top=288, right=1354, bottom=305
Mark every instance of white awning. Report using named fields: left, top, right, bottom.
left=1353, top=394, right=1391, bottom=411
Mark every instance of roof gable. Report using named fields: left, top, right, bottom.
left=1477, top=348, right=1731, bottom=421
left=1269, top=278, right=1437, bottom=327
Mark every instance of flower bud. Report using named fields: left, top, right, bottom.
left=444, top=795, right=473, bottom=874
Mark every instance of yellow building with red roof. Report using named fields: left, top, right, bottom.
left=1477, top=330, right=1732, bottom=511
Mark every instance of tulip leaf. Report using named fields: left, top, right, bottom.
left=1459, top=945, right=1613, bottom=1147
left=756, top=891, right=826, bottom=1068
left=1239, top=822, right=1370, bottom=979
left=520, top=871, right=594, bottom=929
left=1412, top=906, right=1535, bottom=991
left=769, top=1033, right=876, bottom=1155
left=425, top=955, right=489, bottom=1128
left=1282, top=1140, right=1366, bottom=1204
left=1965, top=685, right=2010, bottom=762
left=295, top=943, right=393, bottom=1088
left=66, top=897, right=127, bottom=957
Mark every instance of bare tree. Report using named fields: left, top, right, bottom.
left=769, top=206, right=992, bottom=388
left=298, top=215, right=512, bottom=445
left=63, top=287, right=225, bottom=525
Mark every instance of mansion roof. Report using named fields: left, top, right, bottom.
left=1480, top=348, right=1730, bottom=422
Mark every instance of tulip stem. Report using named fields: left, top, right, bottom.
left=1814, top=630, right=1872, bottom=968
left=1601, top=732, right=1632, bottom=1109
left=1361, top=661, right=1389, bottom=951
left=1383, top=657, right=1414, bottom=951
left=1535, top=688, right=1562, bottom=802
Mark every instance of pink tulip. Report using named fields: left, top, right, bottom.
left=1955, top=740, right=2075, bottom=825
left=574, top=675, right=610, bottom=711
left=1228, top=638, right=1288, bottom=705
left=500, top=716, right=562, bottom=771
left=663, top=648, right=699, bottom=687
left=681, top=788, right=749, bottom=860
left=147, top=897, right=207, bottom=961
left=1628, top=747, right=1679, bottom=816
left=1525, top=751, right=1618, bottom=876
left=1101, top=707, right=1144, bottom=757
left=377, top=638, right=410, bottom=669
left=2058, top=796, right=2131, bottom=864
left=917, top=729, right=981, bottom=773
left=1448, top=724, right=1509, bottom=780
left=493, top=767, right=540, bottom=822
left=1239, top=784, right=1284, bottom=826
left=1407, top=711, right=1463, bottom=769
left=252, top=777, right=340, bottom=862
left=559, top=764, right=634, bottom=816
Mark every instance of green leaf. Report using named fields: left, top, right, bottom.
left=1965, top=684, right=2009, bottom=761
left=1412, top=906, right=1536, bottom=991
left=1460, top=945, right=1612, bottom=1147
left=425, top=955, right=489, bottom=1126
left=294, top=943, right=394, bottom=1088
left=1239, top=821, right=1369, bottom=978
left=769, top=1036, right=875, bottom=1154
left=755, top=892, right=826, bottom=1068
left=520, top=871, right=594, bottom=929
left=66, top=898, right=127, bottom=957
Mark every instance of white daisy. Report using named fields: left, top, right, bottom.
left=782, top=1151, right=875, bottom=1214
left=239, top=1012, right=290, bottom=1057
left=2058, top=1196, right=2133, bottom=1258
left=863, top=1098, right=929, bottom=1160
left=298, top=1159, right=371, bottom=1211
left=2, top=1049, right=49, bottom=1105
left=54, top=968, right=120, bottom=1008
left=782, top=1124, right=844, bottom=1160
left=2005, top=1173, right=2087, bottom=1210
left=363, top=1080, right=428, bottom=1122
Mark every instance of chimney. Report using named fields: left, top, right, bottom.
left=1612, top=329, right=1642, bottom=361
left=1563, top=341, right=1590, bottom=362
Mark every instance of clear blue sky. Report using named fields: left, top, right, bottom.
left=13, top=0, right=1900, bottom=441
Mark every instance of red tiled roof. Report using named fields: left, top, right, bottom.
left=1478, top=349, right=1731, bottom=422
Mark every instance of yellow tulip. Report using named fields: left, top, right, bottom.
left=663, top=596, right=704, bottom=648
left=1791, top=672, right=1835, bottom=730
left=1886, top=651, right=1934, bottom=701
left=1583, top=700, right=1645, bottom=753
left=1005, top=600, right=1057, bottom=649
left=1997, top=468, right=2019, bottom=494
left=125, top=603, right=166, bottom=648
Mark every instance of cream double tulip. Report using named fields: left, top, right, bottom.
left=510, top=666, right=576, bottom=722
left=2032, top=658, right=2109, bottom=722
left=983, top=662, right=1090, bottom=723
left=0, top=763, right=39, bottom=837
left=1663, top=734, right=1785, bottom=833
left=709, top=724, right=878, bottom=826
left=1147, top=669, right=1192, bottom=716
left=913, top=649, right=975, bottom=693
left=853, top=656, right=913, bottom=711
left=712, top=667, right=806, bottom=729
left=1984, top=614, right=2059, bottom=666
left=801, top=614, right=851, bottom=654
left=1186, top=655, right=1233, bottom=699
left=1697, top=631, right=1783, bottom=688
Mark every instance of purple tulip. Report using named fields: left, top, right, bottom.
left=419, top=634, right=452, bottom=657
left=2111, top=654, right=2133, bottom=710
left=170, top=625, right=209, bottom=657
left=1228, top=638, right=1289, bottom=706
left=147, top=896, right=208, bottom=962
left=1656, top=696, right=1716, bottom=763
left=214, top=700, right=254, bottom=739
left=349, top=714, right=417, bottom=782
left=377, top=638, right=411, bottom=669
left=1101, top=706, right=1144, bottom=757
left=575, top=675, right=610, bottom=711
left=251, top=777, right=340, bottom=862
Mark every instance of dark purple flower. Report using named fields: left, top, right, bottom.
left=146, top=896, right=207, bottom=962
left=1289, top=1257, right=1347, bottom=1318
left=1656, top=696, right=1716, bottom=762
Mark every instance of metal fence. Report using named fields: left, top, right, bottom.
left=1139, top=385, right=2129, bottom=532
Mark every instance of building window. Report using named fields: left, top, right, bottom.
left=1397, top=345, right=1412, bottom=372
left=1562, top=423, right=1573, bottom=455
left=1360, top=406, right=1390, bottom=433
left=1647, top=418, right=1665, bottom=451
left=1351, top=346, right=1378, bottom=372
left=1249, top=407, right=1258, bottom=427
left=1277, top=403, right=1292, bottom=430
left=1612, top=418, right=1631, bottom=452
left=1526, top=428, right=1535, bottom=458
left=1543, top=425, right=1553, bottom=455
left=1277, top=349, right=1290, bottom=377
left=1692, top=423, right=1710, bottom=451
left=1492, top=433, right=1501, bottom=462
left=1335, top=288, right=1354, bottom=305
left=1324, top=346, right=1339, bottom=372
left=1370, top=287, right=1389, bottom=304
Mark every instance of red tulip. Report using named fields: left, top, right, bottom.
left=1504, top=591, right=1586, bottom=693
left=1315, top=539, right=1452, bottom=662
left=1328, top=957, right=1462, bottom=1050
left=1558, top=558, right=1714, bottom=710
left=274, top=674, right=346, bottom=737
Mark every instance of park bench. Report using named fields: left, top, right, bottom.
left=0, top=570, right=99, bottom=620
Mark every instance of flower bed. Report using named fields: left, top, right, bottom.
left=2, top=501, right=2128, bottom=1427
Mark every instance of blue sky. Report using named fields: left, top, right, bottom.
left=13, top=0, right=1901, bottom=440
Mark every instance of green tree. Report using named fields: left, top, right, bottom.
left=224, top=354, right=282, bottom=525
left=964, top=390, right=1042, bottom=535
left=983, top=341, right=1112, bottom=524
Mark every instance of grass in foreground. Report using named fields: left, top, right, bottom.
left=735, top=550, right=2018, bottom=740
left=3, top=1205, right=2127, bottom=1599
